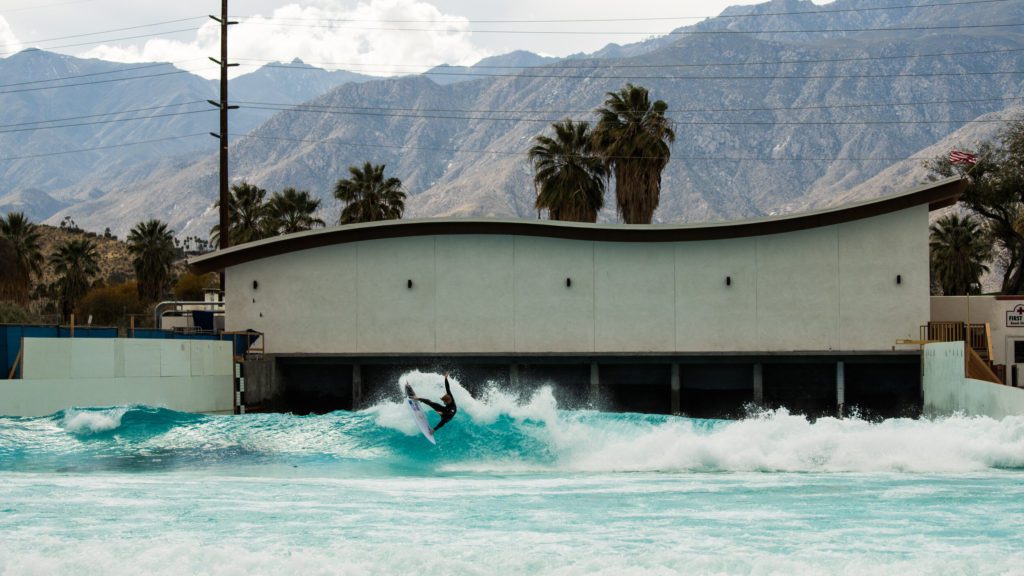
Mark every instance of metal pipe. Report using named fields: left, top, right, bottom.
left=153, top=300, right=225, bottom=329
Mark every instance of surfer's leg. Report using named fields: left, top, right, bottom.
left=432, top=414, right=453, bottom=433
left=417, top=398, right=445, bottom=413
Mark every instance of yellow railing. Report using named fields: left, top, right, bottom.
left=920, top=322, right=992, bottom=359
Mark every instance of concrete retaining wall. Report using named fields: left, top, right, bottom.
left=0, top=338, right=233, bottom=417
left=922, top=341, right=1024, bottom=419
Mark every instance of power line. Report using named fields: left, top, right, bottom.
left=0, top=26, right=202, bottom=57
left=0, top=109, right=213, bottom=134
left=0, top=67, right=218, bottom=95
left=234, top=0, right=1010, bottom=24
left=11, top=43, right=1014, bottom=91
left=7, top=94, right=1018, bottom=136
left=11, top=16, right=207, bottom=45
left=0, top=133, right=209, bottom=162
left=0, top=100, right=208, bottom=128
left=234, top=95, right=1024, bottom=116
left=245, top=134, right=937, bottom=162
left=235, top=20, right=1024, bottom=35
left=1, top=0, right=98, bottom=13
left=246, top=68, right=1024, bottom=82
left=236, top=46, right=1024, bottom=73
left=2, top=62, right=1017, bottom=97
left=0, top=129, right=953, bottom=163
left=0, top=60, right=201, bottom=89
left=237, top=102, right=1018, bottom=125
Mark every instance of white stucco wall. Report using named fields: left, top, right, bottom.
left=922, top=341, right=1024, bottom=418
left=225, top=205, right=930, bottom=355
left=0, top=338, right=234, bottom=417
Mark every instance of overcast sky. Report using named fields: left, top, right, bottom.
left=0, top=0, right=834, bottom=78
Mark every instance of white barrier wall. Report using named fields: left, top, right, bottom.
left=0, top=338, right=234, bottom=417
left=226, top=206, right=929, bottom=355
left=922, top=341, right=1024, bottom=418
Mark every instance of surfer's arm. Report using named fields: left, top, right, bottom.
left=444, top=376, right=455, bottom=407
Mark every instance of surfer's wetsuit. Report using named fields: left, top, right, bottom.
left=417, top=376, right=457, bottom=433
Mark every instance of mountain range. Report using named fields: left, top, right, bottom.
left=1, top=0, right=1022, bottom=239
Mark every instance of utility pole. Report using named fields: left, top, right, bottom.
left=208, top=0, right=238, bottom=251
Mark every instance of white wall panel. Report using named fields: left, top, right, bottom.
left=756, top=227, right=840, bottom=351
left=595, top=243, right=675, bottom=352
left=161, top=341, right=191, bottom=377
left=514, top=237, right=594, bottom=353
left=435, top=235, right=514, bottom=352
left=227, top=244, right=358, bottom=353
left=357, top=237, right=436, bottom=352
left=839, top=206, right=929, bottom=349
left=123, top=340, right=161, bottom=377
left=23, top=338, right=70, bottom=380
left=676, top=238, right=758, bottom=351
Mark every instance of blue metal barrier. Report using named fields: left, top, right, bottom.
left=2, top=324, right=119, bottom=378
left=0, top=324, right=253, bottom=379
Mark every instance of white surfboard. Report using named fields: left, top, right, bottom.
left=405, top=386, right=436, bottom=444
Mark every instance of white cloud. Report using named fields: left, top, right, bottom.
left=0, top=16, right=23, bottom=56
left=82, top=0, right=488, bottom=79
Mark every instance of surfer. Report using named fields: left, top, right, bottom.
left=405, top=373, right=458, bottom=433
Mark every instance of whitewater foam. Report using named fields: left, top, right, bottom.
left=60, top=407, right=129, bottom=435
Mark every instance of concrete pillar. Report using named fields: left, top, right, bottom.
left=671, top=363, right=680, bottom=415
left=589, top=362, right=600, bottom=408
left=753, top=363, right=764, bottom=405
left=352, top=363, right=362, bottom=410
left=836, top=360, right=845, bottom=418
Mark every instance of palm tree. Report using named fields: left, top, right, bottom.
left=333, top=162, right=405, bottom=224
left=0, top=211, right=44, bottom=304
left=592, top=83, right=676, bottom=224
left=0, top=236, right=20, bottom=303
left=929, top=214, right=992, bottom=295
left=127, top=219, right=178, bottom=302
left=265, top=188, right=325, bottom=235
left=49, top=238, right=100, bottom=320
left=529, top=119, right=608, bottom=222
left=210, top=181, right=269, bottom=245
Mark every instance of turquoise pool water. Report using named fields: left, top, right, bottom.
left=1, top=372, right=1023, bottom=575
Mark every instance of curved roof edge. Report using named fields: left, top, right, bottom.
left=190, top=176, right=964, bottom=273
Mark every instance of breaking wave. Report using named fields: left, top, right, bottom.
left=1, top=371, right=1022, bottom=474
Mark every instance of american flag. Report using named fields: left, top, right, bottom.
left=949, top=150, right=978, bottom=165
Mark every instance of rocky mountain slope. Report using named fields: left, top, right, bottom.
left=0, top=50, right=371, bottom=206
left=5, top=0, right=1024, bottom=238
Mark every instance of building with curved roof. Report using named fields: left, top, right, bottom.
left=191, top=177, right=964, bottom=417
